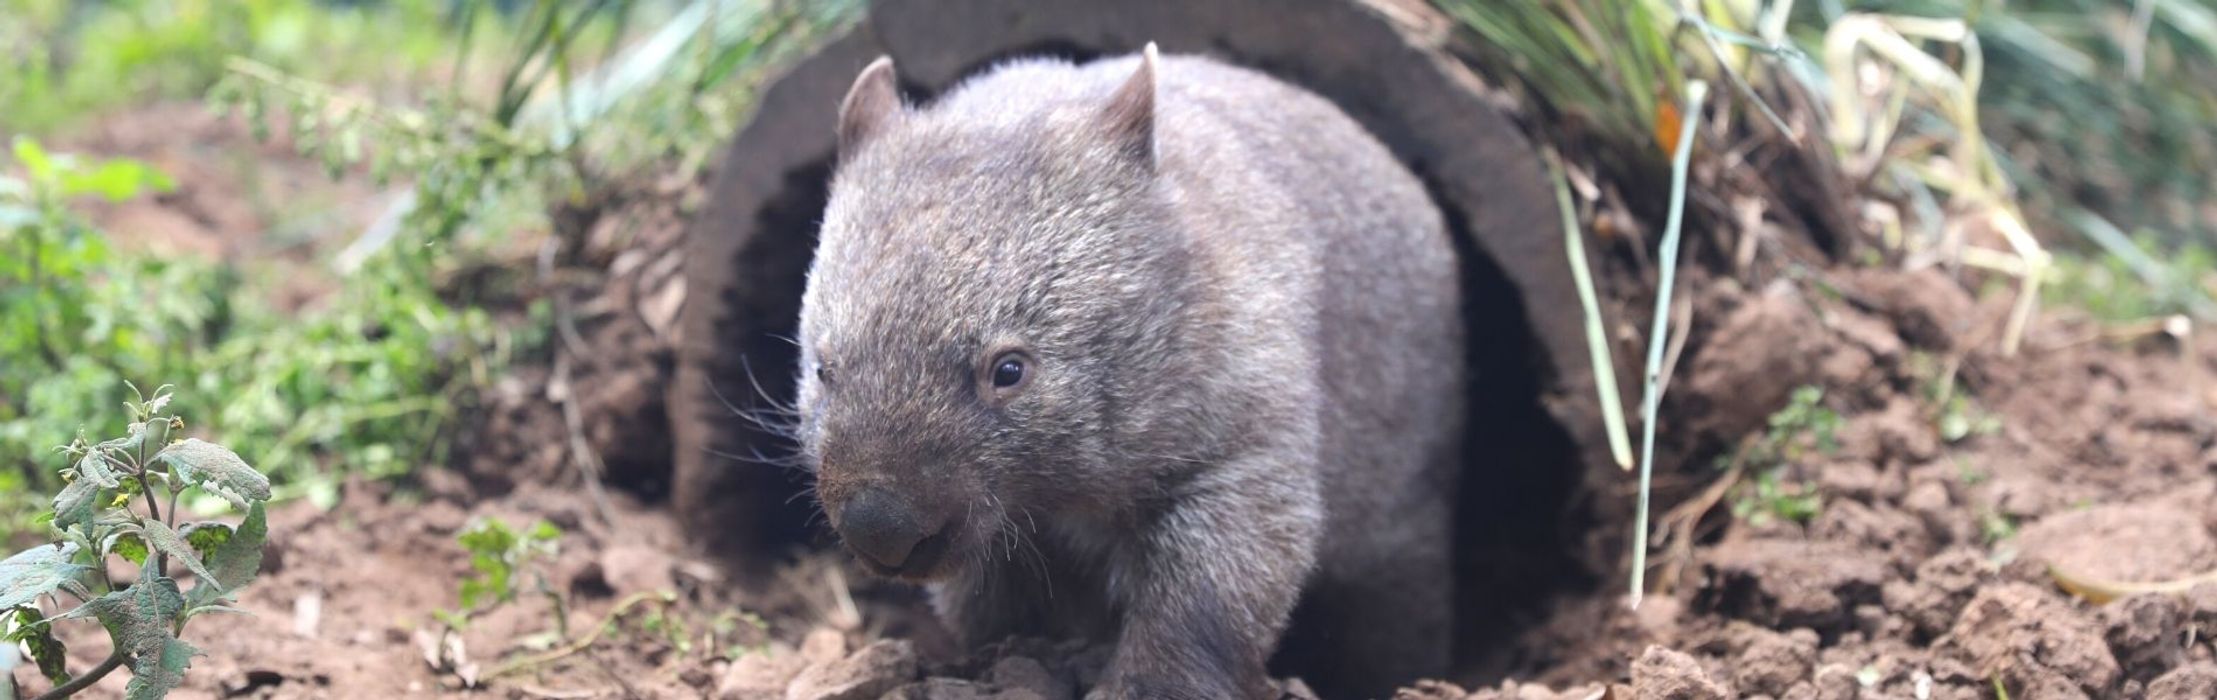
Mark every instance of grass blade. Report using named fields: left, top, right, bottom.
left=1544, top=150, right=1636, bottom=471
left=1631, top=79, right=1710, bottom=610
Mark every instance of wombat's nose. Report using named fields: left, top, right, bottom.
left=838, top=488, right=940, bottom=571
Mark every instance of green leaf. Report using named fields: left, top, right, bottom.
left=111, top=531, right=150, bottom=566
left=0, top=543, right=87, bottom=610
left=192, top=501, right=265, bottom=607
left=7, top=605, right=71, bottom=685
left=76, top=450, right=125, bottom=489
left=182, top=522, right=234, bottom=559
left=52, top=477, right=105, bottom=530
left=126, top=637, right=200, bottom=700
left=152, top=439, right=271, bottom=509
left=11, top=137, right=53, bottom=181
left=65, top=160, right=175, bottom=201
left=61, top=567, right=196, bottom=700
left=140, top=520, right=222, bottom=593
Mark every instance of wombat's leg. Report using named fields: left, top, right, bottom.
left=1286, top=542, right=1452, bottom=697
left=935, top=556, right=1055, bottom=646
left=1089, top=456, right=1321, bottom=700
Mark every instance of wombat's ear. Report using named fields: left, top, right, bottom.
left=1100, top=42, right=1159, bottom=169
left=839, top=56, right=904, bottom=158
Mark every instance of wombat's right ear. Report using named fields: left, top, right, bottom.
left=1100, top=42, right=1159, bottom=169
left=839, top=56, right=905, bottom=158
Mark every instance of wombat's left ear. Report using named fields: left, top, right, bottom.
left=839, top=56, right=905, bottom=159
left=1100, top=42, right=1159, bottom=168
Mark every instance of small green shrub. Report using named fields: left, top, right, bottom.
left=437, top=517, right=563, bottom=631
left=0, top=385, right=271, bottom=699
left=1729, top=386, right=1838, bottom=526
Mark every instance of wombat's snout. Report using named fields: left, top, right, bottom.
left=835, top=488, right=955, bottom=577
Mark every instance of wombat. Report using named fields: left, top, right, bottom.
left=792, top=44, right=1465, bottom=699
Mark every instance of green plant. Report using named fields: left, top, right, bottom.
left=1752, top=386, right=1844, bottom=464
left=0, top=385, right=270, bottom=699
left=1978, top=508, right=2018, bottom=544
left=1732, top=466, right=1825, bottom=527
left=1906, top=352, right=2002, bottom=443
left=436, top=517, right=562, bottom=630
left=1439, top=0, right=1684, bottom=152
left=1729, top=386, right=1839, bottom=527
left=1937, top=393, right=2002, bottom=443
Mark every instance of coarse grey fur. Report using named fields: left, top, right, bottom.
left=791, top=45, right=1465, bottom=699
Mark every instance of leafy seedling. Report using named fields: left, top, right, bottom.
left=0, top=384, right=271, bottom=700
left=1729, top=386, right=1838, bottom=526
left=435, top=518, right=562, bottom=631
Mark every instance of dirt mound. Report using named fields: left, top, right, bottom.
left=1399, top=280, right=2217, bottom=697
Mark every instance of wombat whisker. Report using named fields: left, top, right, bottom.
left=797, top=492, right=827, bottom=529
left=706, top=375, right=789, bottom=420
left=701, top=444, right=804, bottom=470
left=982, top=491, right=1052, bottom=600
left=786, top=484, right=823, bottom=507
left=734, top=409, right=802, bottom=438
left=709, top=372, right=798, bottom=427
left=706, top=381, right=803, bottom=444
left=738, top=353, right=800, bottom=414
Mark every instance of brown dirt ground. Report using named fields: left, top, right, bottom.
left=12, top=104, right=2217, bottom=700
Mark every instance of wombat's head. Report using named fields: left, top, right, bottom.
left=793, top=48, right=1179, bottom=581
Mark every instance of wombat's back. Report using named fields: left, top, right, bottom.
left=1110, top=54, right=1468, bottom=692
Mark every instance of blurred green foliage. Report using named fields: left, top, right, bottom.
left=0, top=0, right=457, bottom=136
left=1831, top=0, right=2217, bottom=248
left=2047, top=242, right=2217, bottom=321
left=0, top=134, right=510, bottom=527
left=1447, top=0, right=2215, bottom=280
left=0, top=0, right=854, bottom=538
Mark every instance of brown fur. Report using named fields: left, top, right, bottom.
left=793, top=45, right=1465, bottom=699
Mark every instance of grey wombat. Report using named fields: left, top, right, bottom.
left=793, top=44, right=1465, bottom=699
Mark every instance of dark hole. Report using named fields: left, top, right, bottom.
left=693, top=159, right=836, bottom=555
left=1434, top=193, right=1594, bottom=684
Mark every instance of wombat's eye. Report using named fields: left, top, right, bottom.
left=812, top=361, right=832, bottom=385
left=991, top=356, right=1026, bottom=388
left=981, top=350, right=1033, bottom=402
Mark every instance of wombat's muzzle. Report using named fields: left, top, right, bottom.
left=835, top=487, right=955, bottom=576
